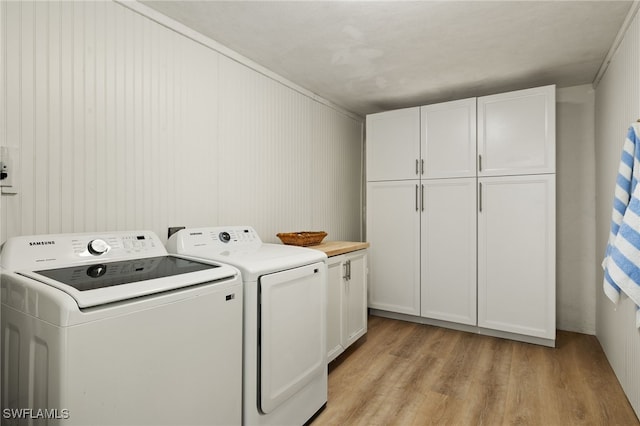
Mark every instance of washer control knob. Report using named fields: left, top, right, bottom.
left=87, top=264, right=107, bottom=278
left=219, top=232, right=231, bottom=243
left=88, top=239, right=110, bottom=255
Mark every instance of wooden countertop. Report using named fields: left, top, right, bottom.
left=309, top=241, right=369, bottom=257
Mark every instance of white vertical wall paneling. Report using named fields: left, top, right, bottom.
left=124, top=7, right=136, bottom=232
left=177, top=34, right=219, bottom=228
left=311, top=104, right=363, bottom=241
left=112, top=3, right=126, bottom=232
left=84, top=1, right=97, bottom=233
left=8, top=0, right=23, bottom=232
left=72, top=1, right=85, bottom=232
left=311, top=105, right=333, bottom=238
left=595, top=6, right=640, bottom=419
left=139, top=7, right=150, bottom=232
left=35, top=1, right=49, bottom=235
left=218, top=56, right=314, bottom=241
left=1, top=0, right=363, bottom=247
left=217, top=58, right=253, bottom=229
left=92, top=2, right=108, bottom=233
left=0, top=0, right=9, bottom=243
left=47, top=1, right=61, bottom=234
left=103, top=1, right=116, bottom=232
left=59, top=2, right=74, bottom=233
left=555, top=85, right=596, bottom=334
left=0, top=0, right=4, bottom=245
left=131, top=8, right=143, bottom=231
left=162, top=13, right=175, bottom=234
left=20, top=3, right=36, bottom=232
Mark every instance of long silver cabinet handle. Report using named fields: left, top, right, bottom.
left=478, top=155, right=482, bottom=172
left=421, top=184, right=425, bottom=212
left=415, top=184, right=419, bottom=211
left=415, top=159, right=419, bottom=175
left=421, top=159, right=425, bottom=175
left=479, top=182, right=483, bottom=212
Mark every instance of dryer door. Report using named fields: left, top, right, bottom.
left=259, top=262, right=326, bottom=414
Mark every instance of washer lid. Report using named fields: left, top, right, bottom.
left=18, top=255, right=236, bottom=308
left=0, top=231, right=238, bottom=309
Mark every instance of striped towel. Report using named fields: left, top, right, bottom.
left=602, top=123, right=640, bottom=327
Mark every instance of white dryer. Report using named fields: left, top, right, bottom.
left=167, top=226, right=328, bottom=426
left=1, top=231, right=243, bottom=425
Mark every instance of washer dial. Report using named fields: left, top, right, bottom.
left=88, top=239, right=110, bottom=255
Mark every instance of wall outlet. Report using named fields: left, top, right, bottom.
left=1, top=146, right=19, bottom=194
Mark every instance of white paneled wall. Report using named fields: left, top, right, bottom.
left=311, top=103, right=363, bottom=239
left=556, top=85, right=596, bottom=334
left=0, top=0, right=364, bottom=245
left=594, top=5, right=640, bottom=418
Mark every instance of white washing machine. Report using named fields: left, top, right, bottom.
left=167, top=226, right=327, bottom=426
left=1, top=231, right=243, bottom=426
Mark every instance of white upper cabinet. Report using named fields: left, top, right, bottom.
left=477, top=85, right=555, bottom=176
left=366, top=107, right=421, bottom=181
left=421, top=98, right=477, bottom=179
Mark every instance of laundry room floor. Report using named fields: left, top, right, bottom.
left=312, top=315, right=639, bottom=425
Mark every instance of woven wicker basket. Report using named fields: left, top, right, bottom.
left=276, top=231, right=327, bottom=246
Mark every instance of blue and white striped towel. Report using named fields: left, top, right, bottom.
left=602, top=123, right=640, bottom=328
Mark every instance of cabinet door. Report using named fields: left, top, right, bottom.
left=366, top=181, right=421, bottom=315
left=326, top=256, right=345, bottom=363
left=421, top=178, right=477, bottom=325
left=477, top=174, right=555, bottom=340
left=345, top=251, right=368, bottom=347
left=421, top=98, right=477, bottom=179
left=366, top=107, right=420, bottom=181
left=477, top=85, right=555, bottom=176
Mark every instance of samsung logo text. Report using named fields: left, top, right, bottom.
left=28, top=241, right=56, bottom=246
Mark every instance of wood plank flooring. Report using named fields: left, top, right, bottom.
left=312, top=315, right=640, bottom=425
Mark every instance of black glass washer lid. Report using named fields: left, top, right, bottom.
left=34, top=255, right=219, bottom=292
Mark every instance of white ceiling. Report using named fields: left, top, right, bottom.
left=140, top=0, right=634, bottom=116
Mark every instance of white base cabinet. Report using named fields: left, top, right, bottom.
left=326, top=249, right=368, bottom=363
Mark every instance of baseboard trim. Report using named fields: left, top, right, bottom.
left=369, top=309, right=556, bottom=347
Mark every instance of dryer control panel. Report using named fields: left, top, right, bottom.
left=215, top=227, right=260, bottom=245
left=167, top=226, right=263, bottom=253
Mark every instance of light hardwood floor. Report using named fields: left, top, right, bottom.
left=313, top=315, right=640, bottom=425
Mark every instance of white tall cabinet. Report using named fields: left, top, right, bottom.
left=366, top=85, right=556, bottom=345
left=367, top=108, right=421, bottom=316
left=420, top=98, right=478, bottom=325
left=477, top=85, right=556, bottom=341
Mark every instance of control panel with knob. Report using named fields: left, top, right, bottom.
left=165, top=226, right=262, bottom=253
left=0, top=231, right=167, bottom=271
left=88, top=239, right=110, bottom=256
